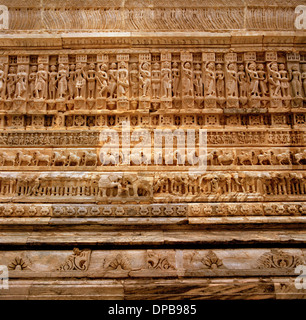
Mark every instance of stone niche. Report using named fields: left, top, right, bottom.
left=0, top=0, right=305, bottom=300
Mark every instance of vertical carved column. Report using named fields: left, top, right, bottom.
left=287, top=53, right=303, bottom=108
left=0, top=55, right=8, bottom=112
left=244, top=52, right=260, bottom=109
left=160, top=52, right=172, bottom=110
left=56, top=54, right=69, bottom=111
left=203, top=52, right=216, bottom=109
left=117, top=54, right=129, bottom=111
left=31, top=55, right=48, bottom=113
left=96, top=54, right=109, bottom=110
left=225, top=53, right=239, bottom=108
left=180, top=52, right=194, bottom=109
left=139, top=53, right=151, bottom=111
left=74, top=54, right=87, bottom=110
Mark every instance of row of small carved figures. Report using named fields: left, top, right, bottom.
left=1, top=61, right=306, bottom=101
left=0, top=172, right=305, bottom=197
left=0, top=203, right=305, bottom=217
left=0, top=149, right=305, bottom=166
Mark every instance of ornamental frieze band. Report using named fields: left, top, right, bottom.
left=0, top=0, right=305, bottom=300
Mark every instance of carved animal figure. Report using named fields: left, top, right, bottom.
left=82, top=151, right=97, bottom=166
left=15, top=151, right=32, bottom=166
left=32, top=151, right=50, bottom=166
left=0, top=152, right=16, bottom=166
left=51, top=151, right=67, bottom=166
left=257, top=151, right=274, bottom=165
left=294, top=150, right=306, bottom=165
left=65, top=152, right=81, bottom=166
left=217, top=151, right=235, bottom=166
left=276, top=151, right=292, bottom=165
left=237, top=151, right=254, bottom=165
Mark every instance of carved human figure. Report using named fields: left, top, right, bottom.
left=68, top=64, right=76, bottom=100
left=117, top=61, right=129, bottom=99
left=237, top=64, right=248, bottom=98
left=301, top=64, right=306, bottom=97
left=182, top=61, right=193, bottom=97
left=0, top=64, right=5, bottom=99
left=108, top=62, right=117, bottom=99
left=35, top=64, right=48, bottom=99
left=215, top=64, right=224, bottom=98
left=289, top=64, right=303, bottom=98
left=193, top=63, right=203, bottom=97
left=267, top=62, right=281, bottom=97
left=57, top=64, right=68, bottom=99
left=257, top=64, right=268, bottom=97
left=151, top=62, right=160, bottom=99
left=85, top=63, right=96, bottom=99
left=172, top=62, right=180, bottom=97
left=279, top=63, right=290, bottom=98
left=226, top=63, right=238, bottom=97
left=161, top=61, right=172, bottom=98
left=28, top=65, right=37, bottom=99
left=6, top=66, right=17, bottom=100
left=49, top=65, right=57, bottom=100
left=204, top=62, right=216, bottom=97
left=139, top=61, right=151, bottom=97
left=246, top=62, right=260, bottom=97
left=75, top=63, right=86, bottom=98
left=96, top=63, right=108, bottom=98
left=130, top=63, right=138, bottom=99
left=15, top=65, right=27, bottom=99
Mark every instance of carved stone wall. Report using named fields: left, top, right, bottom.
left=0, top=0, right=306, bottom=299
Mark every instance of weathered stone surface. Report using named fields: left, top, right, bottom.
left=0, top=0, right=305, bottom=300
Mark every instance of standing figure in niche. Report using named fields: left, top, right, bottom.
left=130, top=63, right=139, bottom=99
left=67, top=64, right=76, bottom=100
left=35, top=64, right=48, bottom=99
left=75, top=63, right=86, bottom=98
left=15, top=65, right=27, bottom=99
left=96, top=63, right=108, bottom=98
left=172, top=61, right=180, bottom=98
left=28, top=65, right=37, bottom=99
left=289, top=64, right=303, bottom=98
left=257, top=64, right=268, bottom=97
left=161, top=61, right=172, bottom=98
left=0, top=64, right=5, bottom=99
left=117, top=62, right=129, bottom=99
left=57, top=64, right=68, bottom=99
left=204, top=62, right=216, bottom=97
left=279, top=63, right=290, bottom=98
left=6, top=66, right=16, bottom=100
left=85, top=63, right=96, bottom=99
left=139, top=61, right=151, bottom=97
left=49, top=65, right=57, bottom=100
left=182, top=61, right=193, bottom=96
left=215, top=64, right=224, bottom=98
left=151, top=62, right=160, bottom=99
left=226, top=63, right=238, bottom=97
left=193, top=63, right=203, bottom=97
left=108, top=62, right=117, bottom=99
left=301, top=64, right=306, bottom=97
left=267, top=62, right=281, bottom=97
left=237, top=64, right=248, bottom=97
left=246, top=62, right=260, bottom=97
